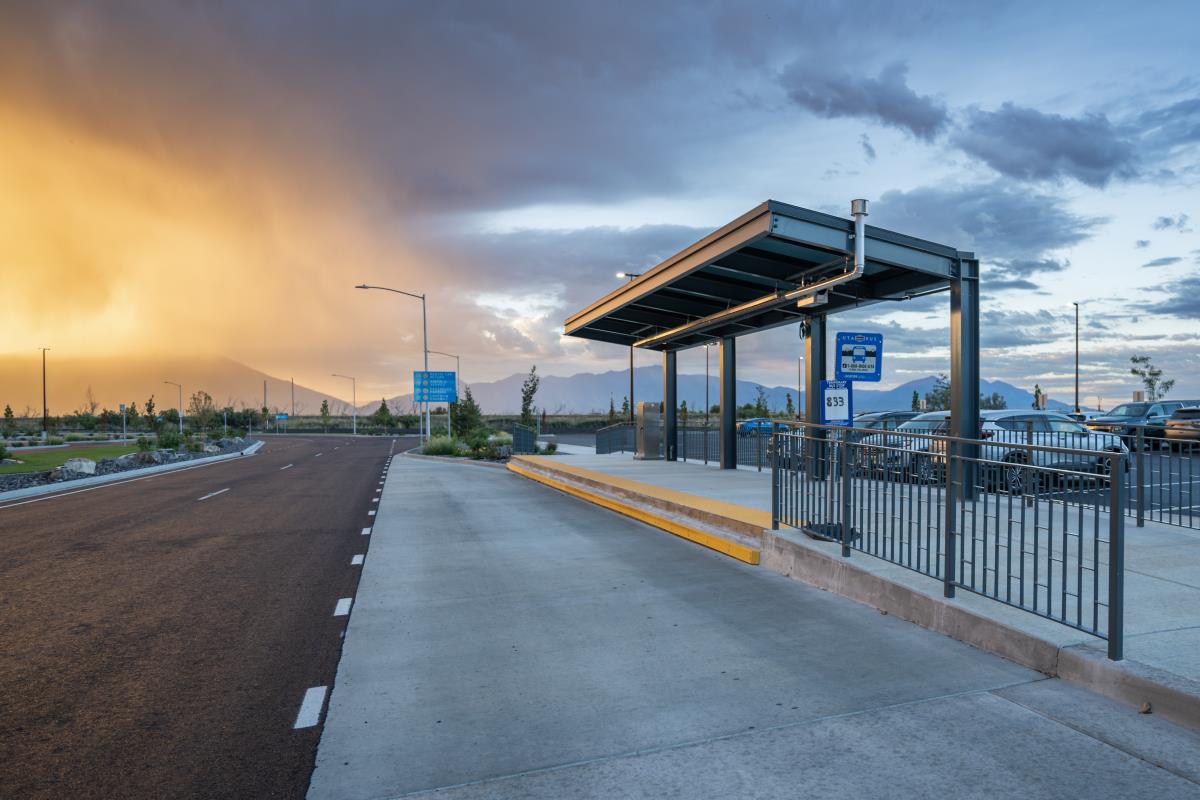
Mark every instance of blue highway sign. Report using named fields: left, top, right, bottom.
left=414, top=371, right=458, bottom=403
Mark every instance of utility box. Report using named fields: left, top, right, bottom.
left=635, top=401, right=663, bottom=460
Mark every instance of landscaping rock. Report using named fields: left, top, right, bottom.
left=203, top=444, right=220, bottom=454
left=61, top=457, right=97, bottom=475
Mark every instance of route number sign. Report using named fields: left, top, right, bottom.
left=820, top=380, right=853, bottom=425
left=835, top=332, right=883, bottom=382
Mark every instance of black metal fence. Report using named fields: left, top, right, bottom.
left=595, top=422, right=635, bottom=454
left=1121, top=425, right=1199, bottom=530
left=772, top=422, right=1126, bottom=660
left=512, top=423, right=537, bottom=455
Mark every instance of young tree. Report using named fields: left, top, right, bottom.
left=319, top=399, right=331, bottom=432
left=452, top=385, right=483, bottom=436
left=84, top=385, right=99, bottom=415
left=144, top=395, right=157, bottom=429
left=679, top=399, right=689, bottom=427
left=785, top=393, right=795, bottom=417
left=607, top=397, right=617, bottom=426
left=187, top=391, right=218, bottom=434
left=754, top=386, right=769, bottom=416
left=981, top=392, right=1008, bottom=410
left=924, top=374, right=951, bottom=411
left=911, top=390, right=920, bottom=411
left=519, top=366, right=540, bottom=428
left=621, top=396, right=630, bottom=418
left=2, top=403, right=14, bottom=436
left=371, top=398, right=393, bottom=432
left=1130, top=355, right=1174, bottom=401
left=126, top=401, right=139, bottom=429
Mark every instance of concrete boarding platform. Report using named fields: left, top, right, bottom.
left=508, top=451, right=1200, bottom=731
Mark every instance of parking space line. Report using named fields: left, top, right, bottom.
left=293, top=686, right=328, bottom=729
left=314, top=453, right=323, bottom=458
left=351, top=554, right=364, bottom=566
left=280, top=464, right=293, bottom=471
left=362, top=527, right=372, bottom=535
left=197, top=488, right=230, bottom=501
left=368, top=510, right=376, bottom=516
left=333, top=598, right=353, bottom=616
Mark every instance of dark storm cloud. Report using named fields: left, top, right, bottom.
left=1142, top=256, right=1183, bottom=268
left=781, top=60, right=948, bottom=141
left=952, top=104, right=1136, bottom=187
left=871, top=182, right=1104, bottom=262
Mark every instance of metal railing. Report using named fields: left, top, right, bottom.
left=512, top=423, right=537, bottom=455
left=771, top=422, right=1125, bottom=660
left=595, top=422, right=635, bottom=454
left=1121, top=425, right=1199, bottom=530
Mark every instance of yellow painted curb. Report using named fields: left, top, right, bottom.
left=509, top=454, right=773, bottom=530
left=507, top=461, right=761, bottom=565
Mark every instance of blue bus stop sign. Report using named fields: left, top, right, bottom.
left=835, top=332, right=883, bottom=382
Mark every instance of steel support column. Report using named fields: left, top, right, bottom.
left=664, top=350, right=677, bottom=461
left=804, top=316, right=827, bottom=477
left=719, top=337, right=736, bottom=469
left=950, top=259, right=981, bottom=499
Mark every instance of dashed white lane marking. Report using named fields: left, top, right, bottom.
left=334, top=447, right=340, bottom=450
left=375, top=489, right=381, bottom=494
left=280, top=464, right=294, bottom=471
left=351, top=554, right=364, bottom=566
left=362, top=527, right=372, bottom=535
left=294, top=686, right=328, bottom=729
left=197, top=488, right=230, bottom=501
left=368, top=510, right=376, bottom=516
left=314, top=453, right=323, bottom=458
left=334, top=598, right=353, bottom=616
left=371, top=497, right=379, bottom=503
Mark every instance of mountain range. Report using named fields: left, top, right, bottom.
left=0, top=355, right=1072, bottom=418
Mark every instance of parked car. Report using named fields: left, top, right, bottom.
left=974, top=410, right=1128, bottom=493
left=737, top=418, right=790, bottom=436
left=850, top=411, right=920, bottom=440
left=1164, top=407, right=1200, bottom=450
left=856, top=411, right=951, bottom=482
left=1087, top=401, right=1199, bottom=448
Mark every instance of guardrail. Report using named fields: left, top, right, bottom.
left=512, top=423, right=537, bottom=455
left=771, top=422, right=1125, bottom=660
left=595, top=422, right=635, bottom=454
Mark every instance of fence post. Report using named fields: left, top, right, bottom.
left=1107, top=451, right=1125, bottom=660
left=771, top=432, right=779, bottom=530
left=942, top=438, right=957, bottom=598
left=1135, top=426, right=1145, bottom=527
left=839, top=428, right=852, bottom=557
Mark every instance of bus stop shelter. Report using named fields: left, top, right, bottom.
left=563, top=199, right=980, bottom=468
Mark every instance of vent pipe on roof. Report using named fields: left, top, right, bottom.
left=851, top=198, right=868, bottom=275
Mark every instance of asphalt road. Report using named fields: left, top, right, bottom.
left=0, top=435, right=409, bottom=800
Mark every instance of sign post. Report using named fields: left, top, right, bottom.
left=119, top=403, right=126, bottom=441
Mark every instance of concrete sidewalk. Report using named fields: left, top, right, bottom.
left=516, top=451, right=1200, bottom=724
left=308, top=456, right=1200, bottom=799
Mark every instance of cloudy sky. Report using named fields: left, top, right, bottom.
left=2, top=0, right=1197, bottom=407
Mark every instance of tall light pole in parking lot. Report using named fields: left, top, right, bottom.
left=332, top=374, right=357, bottom=435
left=616, top=272, right=641, bottom=423
left=1073, top=302, right=1080, bottom=413
left=164, top=380, right=183, bottom=435
left=356, top=284, right=430, bottom=444
left=40, top=347, right=50, bottom=440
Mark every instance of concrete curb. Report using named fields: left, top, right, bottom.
left=761, top=529, right=1200, bottom=732
left=0, top=440, right=265, bottom=504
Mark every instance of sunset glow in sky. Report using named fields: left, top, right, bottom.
left=2, top=1, right=1198, bottom=408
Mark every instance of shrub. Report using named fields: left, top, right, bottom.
left=65, top=433, right=87, bottom=442
left=422, top=435, right=459, bottom=456
left=541, top=442, right=557, bottom=455
left=490, top=431, right=513, bottom=446
left=158, top=430, right=182, bottom=449
left=136, top=436, right=154, bottom=452
left=0, top=443, right=8, bottom=460
left=48, top=437, right=65, bottom=445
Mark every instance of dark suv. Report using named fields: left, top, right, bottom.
left=1086, top=400, right=1199, bottom=448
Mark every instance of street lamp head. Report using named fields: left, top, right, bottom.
left=355, top=283, right=370, bottom=289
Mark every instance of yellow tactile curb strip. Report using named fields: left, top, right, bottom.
left=509, top=455, right=774, bottom=530
left=507, top=460, right=761, bottom=565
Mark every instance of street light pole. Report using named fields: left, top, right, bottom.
left=332, top=374, right=357, bottom=435
left=1073, top=302, right=1080, bottom=413
left=616, top=272, right=641, bottom=423
left=355, top=284, right=430, bottom=444
left=429, top=350, right=461, bottom=436
left=164, top=380, right=183, bottom=435
left=40, top=347, right=50, bottom=440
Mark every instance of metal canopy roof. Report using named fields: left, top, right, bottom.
left=563, top=200, right=974, bottom=352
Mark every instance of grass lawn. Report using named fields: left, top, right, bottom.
left=0, top=444, right=139, bottom=475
